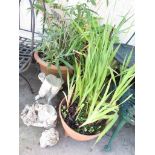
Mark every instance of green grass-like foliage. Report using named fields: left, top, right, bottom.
left=65, top=10, right=135, bottom=143
left=34, top=1, right=97, bottom=78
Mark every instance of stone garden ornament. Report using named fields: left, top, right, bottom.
left=40, top=128, right=59, bottom=148
left=21, top=73, right=63, bottom=148
left=21, top=103, right=57, bottom=128
left=35, top=72, right=64, bottom=104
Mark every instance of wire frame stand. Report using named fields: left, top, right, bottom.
left=19, top=0, right=38, bottom=94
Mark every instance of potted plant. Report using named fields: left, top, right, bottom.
left=33, top=19, right=78, bottom=81
left=33, top=2, right=93, bottom=81
left=59, top=13, right=135, bottom=143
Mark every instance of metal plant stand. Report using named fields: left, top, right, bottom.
left=104, top=33, right=135, bottom=152
left=19, top=0, right=37, bottom=93
left=19, top=37, right=38, bottom=93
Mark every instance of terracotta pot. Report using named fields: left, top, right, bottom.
left=34, top=52, right=73, bottom=81
left=59, top=98, right=99, bottom=141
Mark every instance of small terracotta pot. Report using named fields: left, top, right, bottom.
left=59, top=98, right=99, bottom=141
left=34, top=52, right=73, bottom=81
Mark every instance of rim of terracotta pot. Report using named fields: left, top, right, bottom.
left=59, top=97, right=100, bottom=141
left=34, top=51, right=73, bottom=72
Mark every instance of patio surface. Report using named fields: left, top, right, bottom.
left=19, top=63, right=135, bottom=155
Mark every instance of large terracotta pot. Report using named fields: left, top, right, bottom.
left=34, top=52, right=73, bottom=81
left=59, top=98, right=99, bottom=141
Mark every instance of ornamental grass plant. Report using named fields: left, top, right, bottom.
left=62, top=10, right=135, bottom=143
